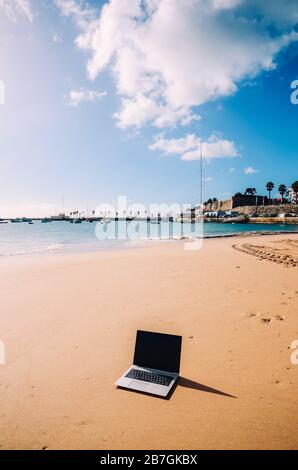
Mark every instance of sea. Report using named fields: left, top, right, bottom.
left=0, top=220, right=298, bottom=258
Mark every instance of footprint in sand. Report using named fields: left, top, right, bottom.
left=247, top=312, right=258, bottom=319
left=247, top=310, right=265, bottom=319
left=261, top=318, right=271, bottom=324
left=260, top=315, right=285, bottom=324
left=233, top=240, right=298, bottom=267
left=275, top=315, right=285, bottom=321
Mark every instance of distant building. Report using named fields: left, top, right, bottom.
left=204, top=210, right=226, bottom=217
left=225, top=210, right=240, bottom=217
left=231, top=194, right=269, bottom=208
left=205, top=194, right=269, bottom=212
left=288, top=188, right=298, bottom=204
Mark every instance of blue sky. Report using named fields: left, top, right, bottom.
left=0, top=0, right=298, bottom=216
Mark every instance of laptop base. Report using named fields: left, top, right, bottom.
left=116, top=366, right=178, bottom=398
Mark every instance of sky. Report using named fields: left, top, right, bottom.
left=0, top=0, right=298, bottom=217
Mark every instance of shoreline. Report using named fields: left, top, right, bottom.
left=1, top=229, right=298, bottom=260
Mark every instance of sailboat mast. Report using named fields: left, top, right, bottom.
left=200, top=139, right=203, bottom=207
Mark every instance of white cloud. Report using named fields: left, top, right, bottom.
left=54, top=0, right=95, bottom=29
left=114, top=95, right=200, bottom=129
left=244, top=166, right=259, bottom=174
left=149, top=133, right=239, bottom=161
left=229, top=167, right=235, bottom=173
left=54, top=0, right=98, bottom=51
left=150, top=134, right=201, bottom=155
left=58, top=0, right=298, bottom=129
left=68, top=88, right=107, bottom=107
left=204, top=176, right=214, bottom=182
left=0, top=0, right=33, bottom=22
left=114, top=96, right=200, bottom=129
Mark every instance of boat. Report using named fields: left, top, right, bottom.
left=11, top=218, right=22, bottom=223
left=222, top=215, right=248, bottom=224
left=73, top=218, right=82, bottom=224
left=41, top=218, right=51, bottom=223
left=150, top=219, right=161, bottom=224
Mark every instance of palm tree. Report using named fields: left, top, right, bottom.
left=278, top=184, right=287, bottom=204
left=207, top=198, right=213, bottom=210
left=266, top=182, right=274, bottom=202
left=291, top=181, right=298, bottom=204
left=245, top=187, right=256, bottom=196
left=212, top=197, right=218, bottom=209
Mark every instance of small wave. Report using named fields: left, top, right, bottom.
left=124, top=230, right=298, bottom=243
left=135, top=234, right=199, bottom=241
left=203, top=230, right=298, bottom=239
left=0, top=243, right=64, bottom=258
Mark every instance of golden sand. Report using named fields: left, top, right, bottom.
left=0, top=234, right=298, bottom=450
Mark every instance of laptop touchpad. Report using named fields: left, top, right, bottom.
left=130, top=380, right=150, bottom=390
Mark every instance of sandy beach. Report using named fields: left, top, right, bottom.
left=0, top=234, right=298, bottom=450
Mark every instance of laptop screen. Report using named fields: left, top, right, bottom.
left=133, top=330, right=182, bottom=374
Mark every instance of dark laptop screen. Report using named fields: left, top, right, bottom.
left=133, top=330, right=182, bottom=374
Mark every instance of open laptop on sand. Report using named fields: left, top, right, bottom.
left=116, top=330, right=182, bottom=398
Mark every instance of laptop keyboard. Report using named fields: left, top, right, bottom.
left=126, top=368, right=173, bottom=386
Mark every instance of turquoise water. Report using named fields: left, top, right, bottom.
left=0, top=220, right=298, bottom=257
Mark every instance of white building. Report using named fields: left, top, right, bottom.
left=288, top=188, right=298, bottom=204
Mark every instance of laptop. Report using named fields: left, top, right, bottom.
left=116, top=330, right=182, bottom=397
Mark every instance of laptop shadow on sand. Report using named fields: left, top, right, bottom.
left=172, top=377, right=237, bottom=400
left=117, top=377, right=236, bottom=401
